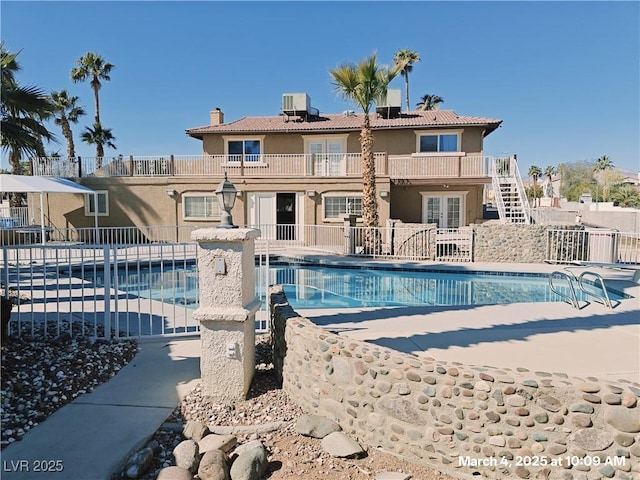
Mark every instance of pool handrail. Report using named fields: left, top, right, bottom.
left=576, top=270, right=614, bottom=309
left=549, top=270, right=583, bottom=309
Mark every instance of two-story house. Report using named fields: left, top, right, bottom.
left=26, top=92, right=530, bottom=243
left=185, top=94, right=503, bottom=235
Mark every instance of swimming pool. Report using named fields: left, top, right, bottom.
left=84, top=262, right=623, bottom=310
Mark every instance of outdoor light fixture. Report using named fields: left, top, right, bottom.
left=166, top=189, right=177, bottom=197
left=379, top=190, right=389, bottom=198
left=306, top=190, right=317, bottom=198
left=215, top=172, right=238, bottom=228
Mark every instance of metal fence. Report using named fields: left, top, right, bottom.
left=545, top=229, right=640, bottom=264
left=435, top=228, right=473, bottom=262
left=4, top=224, right=638, bottom=341
left=0, top=206, right=30, bottom=228
left=3, top=243, right=200, bottom=340
left=248, top=223, right=437, bottom=260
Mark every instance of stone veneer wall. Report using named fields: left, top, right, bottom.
left=472, top=224, right=583, bottom=263
left=270, top=287, right=640, bottom=480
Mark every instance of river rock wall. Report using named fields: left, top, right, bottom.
left=270, top=287, right=640, bottom=479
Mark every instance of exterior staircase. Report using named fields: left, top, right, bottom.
left=491, top=156, right=531, bottom=224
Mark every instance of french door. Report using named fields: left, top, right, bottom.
left=422, top=194, right=464, bottom=228
left=308, top=139, right=345, bottom=176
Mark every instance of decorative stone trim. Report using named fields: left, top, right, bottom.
left=270, top=286, right=640, bottom=479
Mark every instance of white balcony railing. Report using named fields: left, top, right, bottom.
left=388, top=154, right=496, bottom=179
left=31, top=153, right=390, bottom=178
left=30, top=153, right=499, bottom=180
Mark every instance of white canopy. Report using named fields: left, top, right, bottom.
left=0, top=175, right=98, bottom=245
left=0, top=175, right=96, bottom=194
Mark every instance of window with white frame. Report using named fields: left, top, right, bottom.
left=224, top=137, right=263, bottom=163
left=323, top=195, right=363, bottom=220
left=183, top=194, right=222, bottom=220
left=417, top=132, right=459, bottom=153
left=85, top=191, right=109, bottom=216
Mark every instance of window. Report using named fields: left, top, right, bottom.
left=183, top=195, right=222, bottom=220
left=418, top=133, right=459, bottom=152
left=85, top=191, right=109, bottom=216
left=227, top=139, right=261, bottom=163
left=324, top=195, right=363, bottom=220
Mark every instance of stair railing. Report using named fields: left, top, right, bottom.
left=510, top=156, right=531, bottom=224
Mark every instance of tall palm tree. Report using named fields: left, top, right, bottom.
left=70, top=52, right=114, bottom=125
left=416, top=94, right=444, bottom=111
left=50, top=90, right=85, bottom=158
left=330, top=53, right=398, bottom=230
left=1, top=45, right=54, bottom=176
left=594, top=155, right=613, bottom=172
left=393, top=49, right=420, bottom=112
left=81, top=122, right=116, bottom=169
left=528, top=165, right=542, bottom=207
left=544, top=165, right=556, bottom=198
left=593, top=155, right=614, bottom=202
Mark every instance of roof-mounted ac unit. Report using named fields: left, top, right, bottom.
left=376, top=89, right=401, bottom=119
left=282, top=93, right=318, bottom=121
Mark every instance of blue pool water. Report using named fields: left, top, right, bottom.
left=84, top=263, right=623, bottom=310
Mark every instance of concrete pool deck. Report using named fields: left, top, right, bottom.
left=292, top=259, right=640, bottom=383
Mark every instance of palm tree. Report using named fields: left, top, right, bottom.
left=593, top=155, right=614, bottom=202
left=1, top=45, right=54, bottom=176
left=393, top=49, right=420, bottom=112
left=70, top=52, right=114, bottom=125
left=594, top=155, right=613, bottom=172
left=416, top=94, right=444, bottom=111
left=81, top=122, right=116, bottom=169
left=330, top=53, right=398, bottom=230
left=50, top=90, right=85, bottom=158
left=528, top=165, right=542, bottom=207
left=544, top=165, right=556, bottom=199
left=612, top=185, right=640, bottom=208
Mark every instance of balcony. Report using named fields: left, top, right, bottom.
left=30, top=153, right=500, bottom=180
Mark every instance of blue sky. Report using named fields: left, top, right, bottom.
left=2, top=1, right=639, bottom=175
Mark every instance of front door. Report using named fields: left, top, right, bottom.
left=248, top=192, right=303, bottom=241
left=423, top=194, right=464, bottom=228
left=276, top=193, right=296, bottom=240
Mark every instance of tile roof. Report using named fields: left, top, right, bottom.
left=186, top=110, right=502, bottom=138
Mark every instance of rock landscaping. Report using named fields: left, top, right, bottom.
left=0, top=319, right=138, bottom=448
left=121, top=336, right=454, bottom=480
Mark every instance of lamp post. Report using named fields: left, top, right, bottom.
left=215, top=172, right=238, bottom=228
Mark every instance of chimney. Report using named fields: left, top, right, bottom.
left=210, top=107, right=224, bottom=125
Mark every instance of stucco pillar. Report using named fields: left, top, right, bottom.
left=191, top=228, right=261, bottom=402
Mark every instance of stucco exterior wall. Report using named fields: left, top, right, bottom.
left=391, top=184, right=485, bottom=225
left=40, top=176, right=392, bottom=233
left=199, top=125, right=488, bottom=157
left=270, top=287, right=640, bottom=480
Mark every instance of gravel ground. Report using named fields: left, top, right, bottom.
left=1, top=320, right=138, bottom=449
left=1, top=317, right=456, bottom=479
left=130, top=336, right=457, bottom=480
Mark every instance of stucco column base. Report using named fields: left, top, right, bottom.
left=194, top=302, right=261, bottom=402
left=191, top=227, right=261, bottom=403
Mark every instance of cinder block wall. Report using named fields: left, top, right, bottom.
left=270, top=287, right=640, bottom=479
